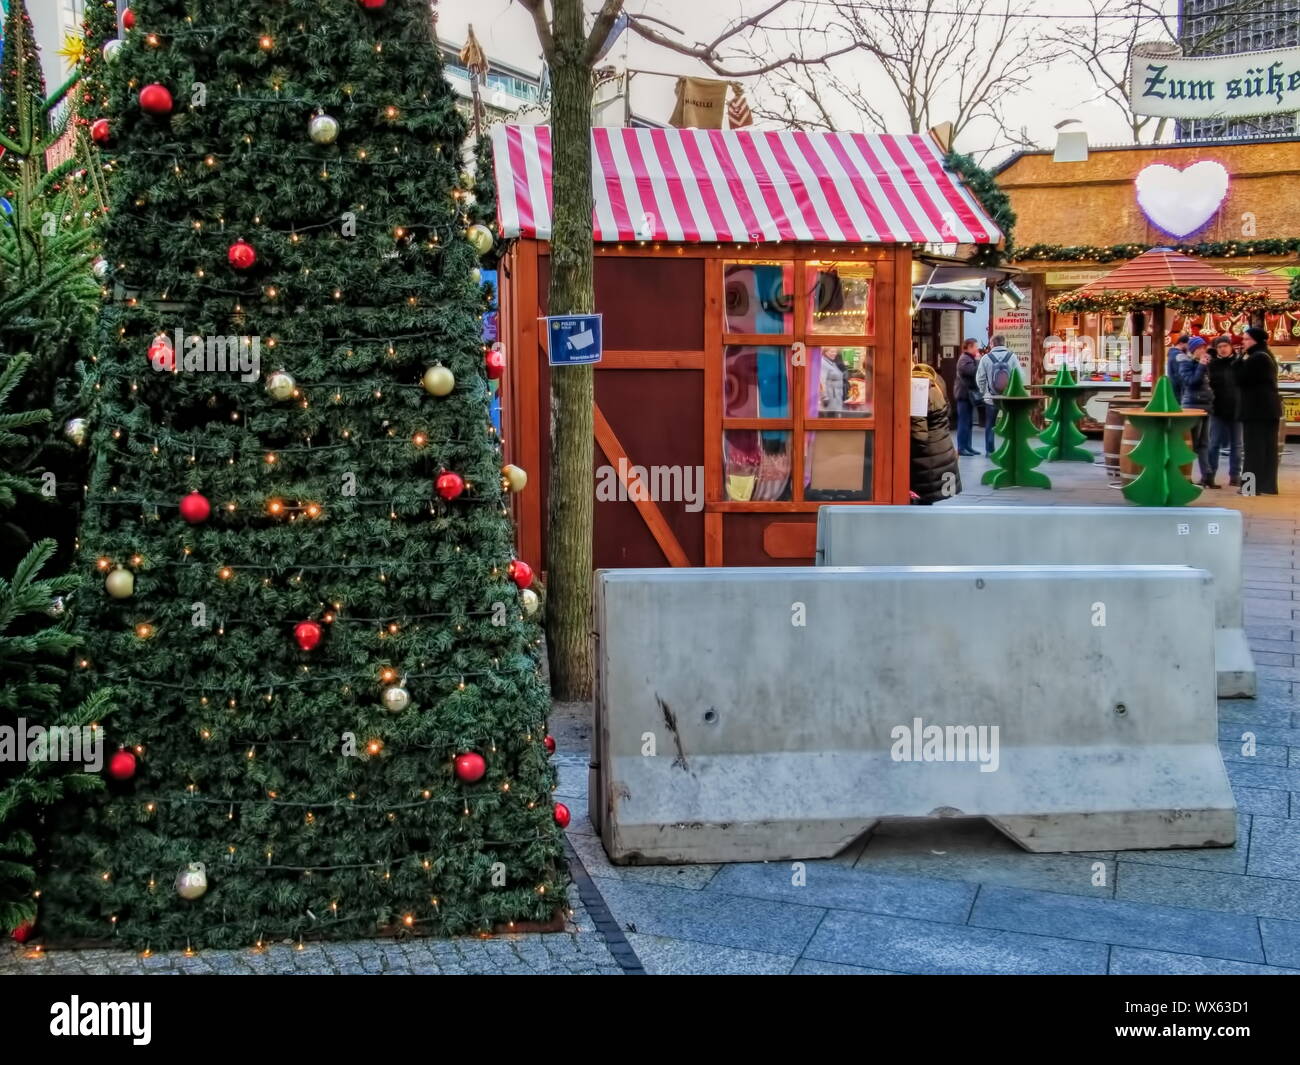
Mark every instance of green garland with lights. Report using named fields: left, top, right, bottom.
left=944, top=151, right=1015, bottom=267
left=1291, top=274, right=1300, bottom=303
left=1049, top=286, right=1286, bottom=314
left=1016, top=238, right=1300, bottom=264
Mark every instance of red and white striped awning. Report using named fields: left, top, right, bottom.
left=489, top=124, right=1001, bottom=246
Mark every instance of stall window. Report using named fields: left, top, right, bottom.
left=720, top=259, right=876, bottom=504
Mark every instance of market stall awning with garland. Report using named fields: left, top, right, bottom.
left=1048, top=247, right=1293, bottom=314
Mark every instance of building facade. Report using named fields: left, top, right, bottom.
left=1177, top=0, right=1300, bottom=138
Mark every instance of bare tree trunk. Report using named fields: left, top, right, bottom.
left=544, top=0, right=594, bottom=700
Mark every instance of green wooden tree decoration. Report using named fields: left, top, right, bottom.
left=981, top=366, right=1051, bottom=488
left=1035, top=364, right=1092, bottom=462
left=1121, top=377, right=1202, bottom=507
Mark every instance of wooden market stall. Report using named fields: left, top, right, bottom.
left=994, top=136, right=1300, bottom=433
left=489, top=124, right=1003, bottom=569
left=1047, top=248, right=1276, bottom=480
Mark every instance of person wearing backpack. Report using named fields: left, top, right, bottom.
left=975, top=336, right=1023, bottom=455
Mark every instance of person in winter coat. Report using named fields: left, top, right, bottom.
left=975, top=336, right=1023, bottom=456
left=1234, top=325, right=1282, bottom=495
left=1206, top=336, right=1242, bottom=487
left=953, top=338, right=981, bottom=456
left=910, top=364, right=961, bottom=504
left=1172, top=335, right=1215, bottom=486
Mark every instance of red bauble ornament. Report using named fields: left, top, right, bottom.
left=138, top=83, right=173, bottom=115
left=294, top=620, right=323, bottom=652
left=10, top=921, right=33, bottom=944
left=508, top=559, right=534, bottom=590
left=360, top=0, right=388, bottom=8
left=484, top=348, right=506, bottom=380
left=91, top=118, right=110, bottom=144
left=436, top=471, right=465, bottom=501
left=122, top=8, right=135, bottom=30
left=543, top=735, right=556, bottom=755
left=179, top=491, right=211, bottom=524
left=454, top=752, right=486, bottom=783
left=554, top=802, right=571, bottom=829
left=227, top=240, right=257, bottom=270
left=148, top=332, right=175, bottom=371
left=107, top=749, right=137, bottom=780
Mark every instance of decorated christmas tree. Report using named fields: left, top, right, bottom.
left=981, top=366, right=1050, bottom=489
left=44, top=0, right=563, bottom=951
left=0, top=0, right=46, bottom=182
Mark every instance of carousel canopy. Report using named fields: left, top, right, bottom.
left=1049, top=247, right=1269, bottom=314
left=489, top=124, right=1002, bottom=246
left=1071, top=248, right=1250, bottom=295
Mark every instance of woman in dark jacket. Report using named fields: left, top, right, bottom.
left=1234, top=326, right=1282, bottom=495
left=953, top=338, right=981, bottom=456
left=910, top=364, right=961, bottom=504
left=1206, top=336, right=1241, bottom=487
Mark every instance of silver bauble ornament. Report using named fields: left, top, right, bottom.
left=265, top=371, right=296, bottom=401
left=47, top=596, right=68, bottom=618
left=422, top=365, right=455, bottom=396
left=92, top=258, right=110, bottom=280
left=382, top=686, right=411, bottom=712
left=521, top=588, right=540, bottom=616
left=466, top=223, right=494, bottom=256
left=175, top=862, right=208, bottom=900
left=64, top=418, right=89, bottom=446
left=103, top=39, right=123, bottom=64
left=309, top=113, right=340, bottom=145
left=105, top=568, right=135, bottom=599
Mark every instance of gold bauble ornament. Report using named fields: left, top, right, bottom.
left=308, top=113, right=340, bottom=145
left=470, top=267, right=482, bottom=285
left=382, top=686, right=411, bottom=713
left=501, top=464, right=527, bottom=493
left=265, top=370, right=296, bottom=401
left=175, top=862, right=208, bottom=900
left=466, top=223, right=494, bottom=256
left=521, top=588, right=540, bottom=616
left=422, top=365, right=455, bottom=396
left=105, top=567, right=135, bottom=598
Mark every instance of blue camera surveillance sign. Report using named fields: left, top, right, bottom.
left=546, top=313, right=603, bottom=366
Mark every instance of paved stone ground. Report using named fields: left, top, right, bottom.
left=6, top=441, right=1297, bottom=976
left=560, top=441, right=1300, bottom=975
left=0, top=881, right=625, bottom=976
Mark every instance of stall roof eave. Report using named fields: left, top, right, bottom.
left=490, top=124, right=1002, bottom=247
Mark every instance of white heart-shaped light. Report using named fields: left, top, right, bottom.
left=1134, top=161, right=1229, bottom=238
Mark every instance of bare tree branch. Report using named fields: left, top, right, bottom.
left=513, top=0, right=555, bottom=62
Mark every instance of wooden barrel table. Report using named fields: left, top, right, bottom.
left=1102, top=393, right=1144, bottom=478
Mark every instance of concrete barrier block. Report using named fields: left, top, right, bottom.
left=816, top=505, right=1253, bottom=698
left=591, top=566, right=1235, bottom=864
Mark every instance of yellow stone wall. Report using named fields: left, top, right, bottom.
left=999, top=141, right=1300, bottom=251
